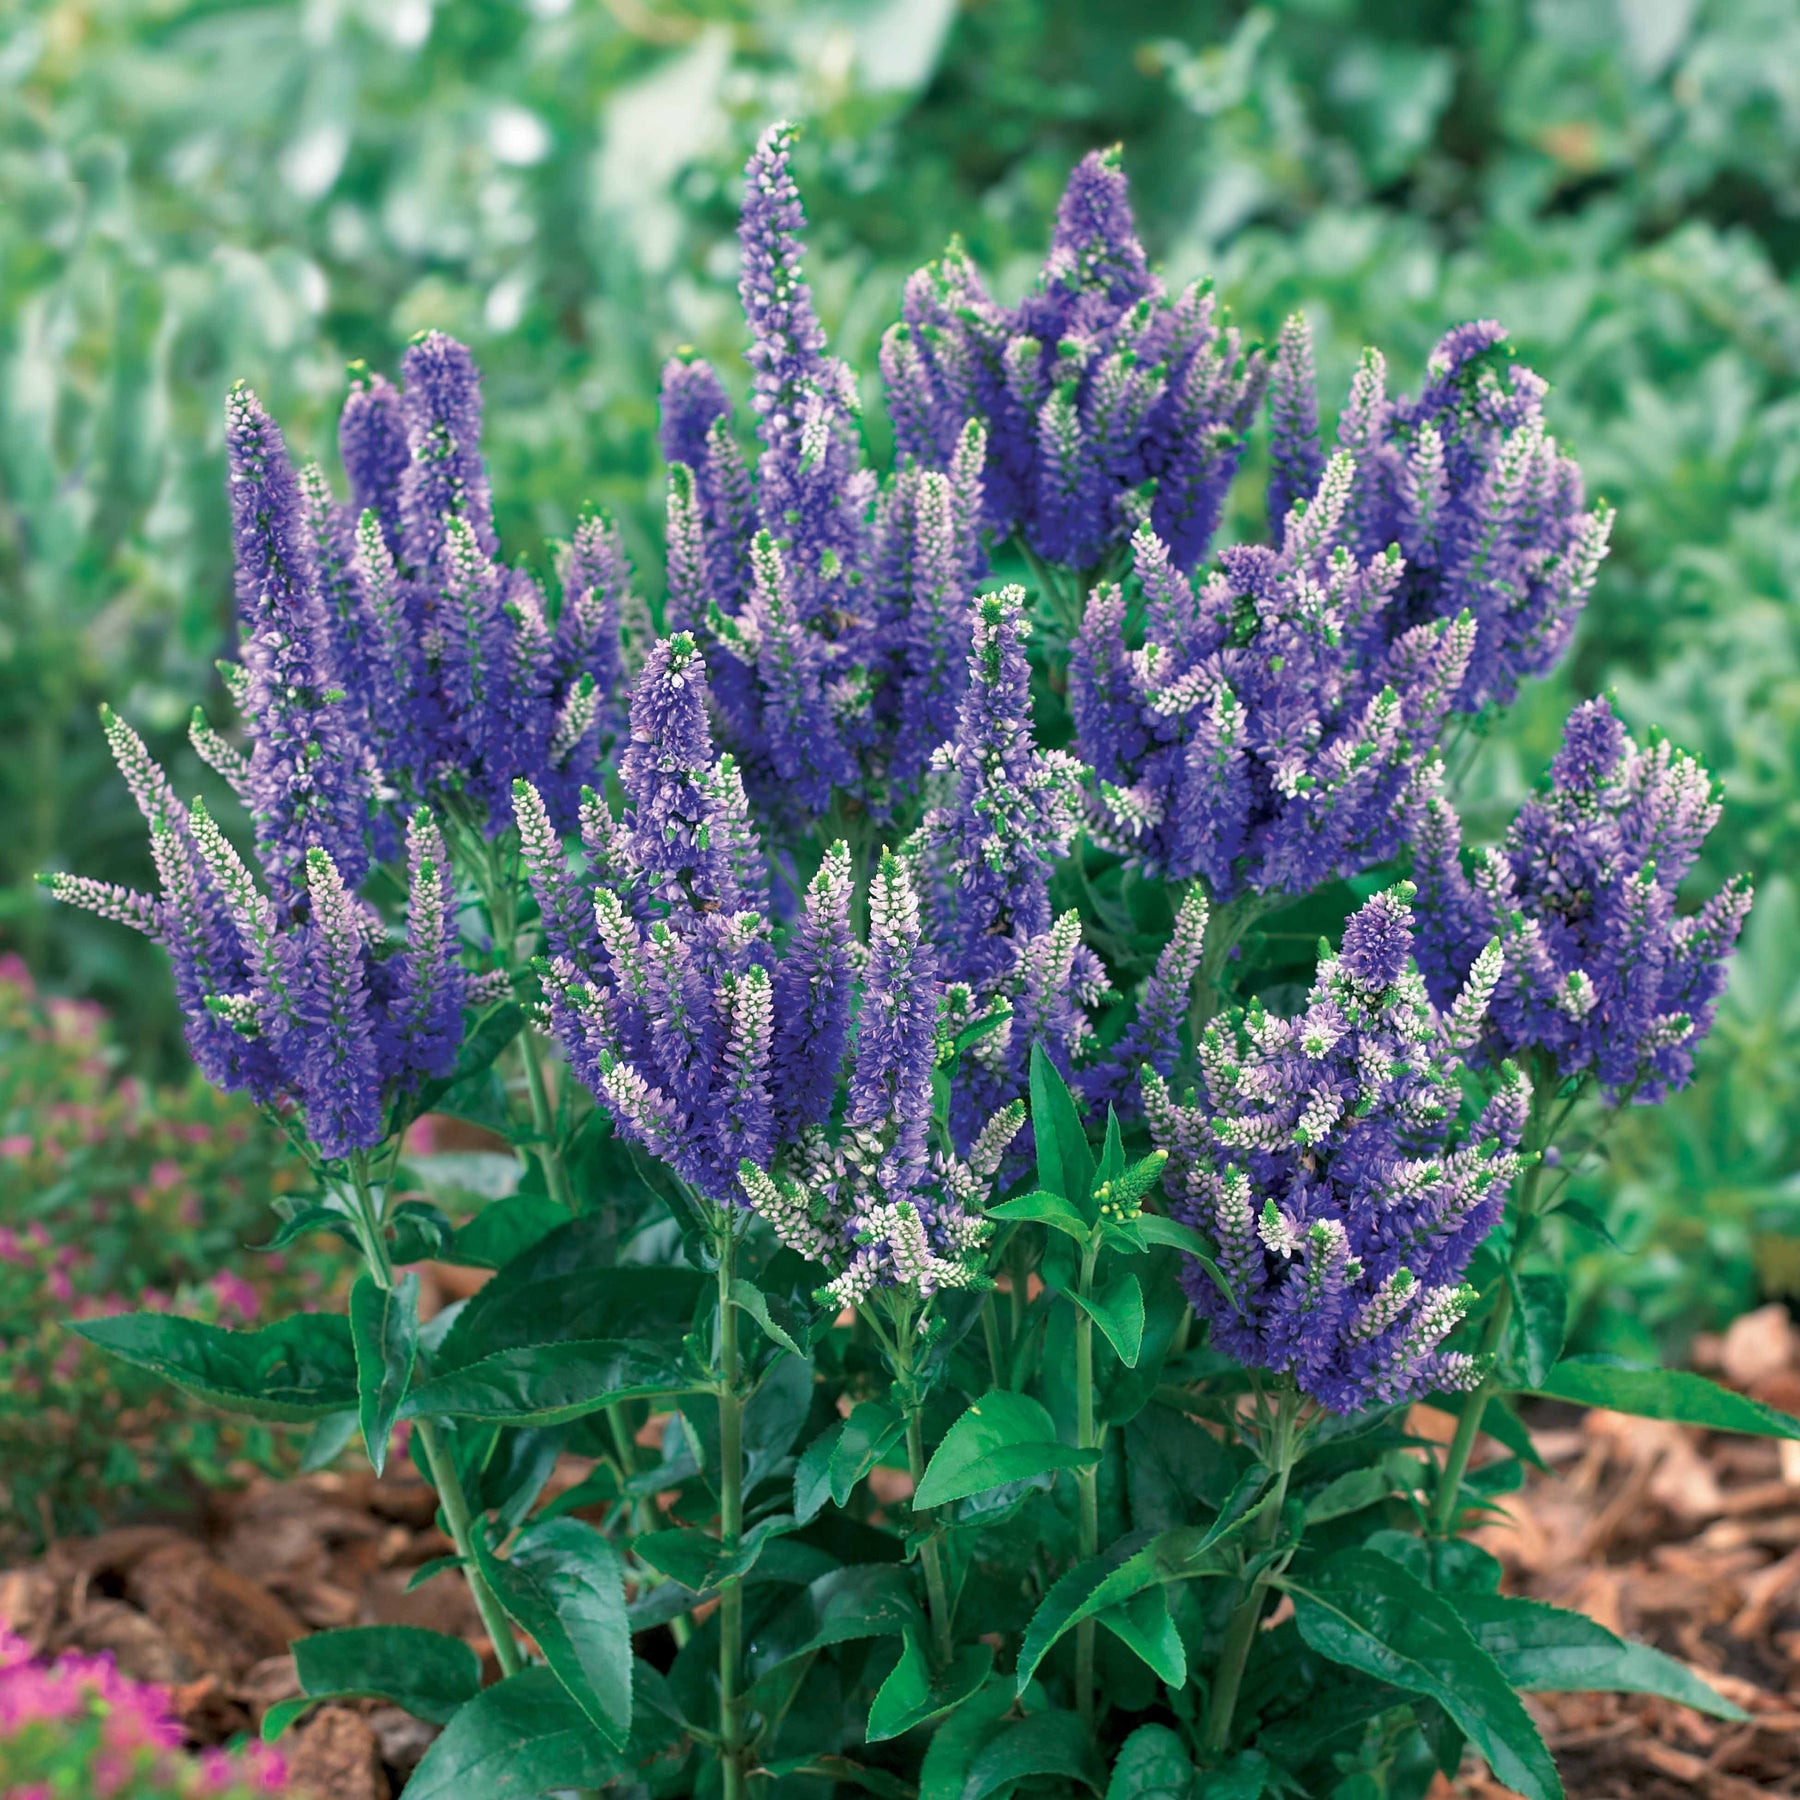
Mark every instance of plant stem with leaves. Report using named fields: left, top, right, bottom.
left=1074, top=1235, right=1102, bottom=1727
left=711, top=1207, right=748, bottom=1800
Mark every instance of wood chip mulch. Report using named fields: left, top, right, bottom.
left=5, top=1306, right=1800, bottom=1796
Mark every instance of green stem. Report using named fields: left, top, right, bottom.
left=1427, top=1065, right=1562, bottom=1537
left=1074, top=1238, right=1101, bottom=1728
left=890, top=1309, right=956, bottom=1669
left=1204, top=1389, right=1300, bottom=1756
left=980, top=1291, right=1007, bottom=1390
left=519, top=1025, right=576, bottom=1212
left=349, top=1159, right=522, bottom=1679
left=714, top=1213, right=747, bottom=1800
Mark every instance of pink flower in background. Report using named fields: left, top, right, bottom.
left=208, top=1270, right=259, bottom=1322
left=0, top=1133, right=32, bottom=1158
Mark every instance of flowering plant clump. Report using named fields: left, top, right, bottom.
left=40, top=126, right=1773, bottom=1800
left=0, top=1631, right=290, bottom=1796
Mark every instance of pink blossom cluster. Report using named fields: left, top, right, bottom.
left=0, top=1631, right=289, bottom=1796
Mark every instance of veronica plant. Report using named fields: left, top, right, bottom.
left=38, top=132, right=1785, bottom=1800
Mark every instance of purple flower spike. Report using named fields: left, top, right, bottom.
left=1146, top=884, right=1520, bottom=1413
left=1410, top=697, right=1750, bottom=1101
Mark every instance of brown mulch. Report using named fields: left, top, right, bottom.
left=6, top=1307, right=1800, bottom=1796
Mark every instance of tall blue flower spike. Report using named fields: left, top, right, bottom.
left=52, top=711, right=464, bottom=1160
left=883, top=147, right=1267, bottom=574
left=1263, top=314, right=1613, bottom=712
left=1145, top=883, right=1525, bottom=1413
left=1410, top=697, right=1750, bottom=1102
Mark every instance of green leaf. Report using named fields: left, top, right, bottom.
left=1014, top=1495, right=1267, bottom=1690
left=633, top=1516, right=795, bottom=1592
left=1031, top=1040, right=1095, bottom=1216
left=918, top=1678, right=1015, bottom=1800
left=298, top=1410, right=358, bottom=1475
left=401, top=1339, right=693, bottom=1426
left=261, top=1626, right=480, bottom=1739
left=729, top=1277, right=805, bottom=1356
left=745, top=1566, right=923, bottom=1678
left=256, top=1200, right=360, bottom=1253
left=1451, top=1592, right=1745, bottom=1720
left=1533, top=1356, right=1800, bottom=1438
left=449, top=1194, right=568, bottom=1269
left=1555, top=1197, right=1622, bottom=1249
left=1291, top=1551, right=1562, bottom=1800
left=1097, top=1583, right=1186, bottom=1686
left=988, top=1189, right=1092, bottom=1241
left=1505, top=1272, right=1567, bottom=1389
left=401, top=1667, right=618, bottom=1799
left=913, top=1389, right=1098, bottom=1509
left=349, top=1273, right=418, bottom=1476
left=474, top=1518, right=631, bottom=1748
left=866, top=1634, right=994, bottom=1742
left=72, top=1312, right=359, bottom=1421
left=436, top=1225, right=703, bottom=1372
left=1131, top=1214, right=1237, bottom=1307
left=965, top=1710, right=1106, bottom=1799
left=1070, top=1269, right=1145, bottom=1367
left=416, top=1001, right=524, bottom=1115
left=388, top=1200, right=454, bottom=1265
left=1106, top=1723, right=1197, bottom=1800
left=832, top=1401, right=907, bottom=1503
left=1304, top=1465, right=1400, bottom=1524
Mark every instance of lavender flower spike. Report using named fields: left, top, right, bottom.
left=1145, top=882, right=1523, bottom=1413
left=1410, top=696, right=1751, bottom=1101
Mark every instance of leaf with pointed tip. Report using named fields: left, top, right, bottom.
left=1532, top=1357, right=1800, bottom=1439
left=261, top=1626, right=479, bottom=1740
left=633, top=1516, right=796, bottom=1593
left=866, top=1634, right=994, bottom=1742
left=1132, top=1214, right=1238, bottom=1309
left=72, top=1312, right=359, bottom=1421
left=988, top=1189, right=1092, bottom=1241
left=448, top=1194, right=567, bottom=1269
left=1291, top=1552, right=1561, bottom=1800
left=400, top=1339, right=694, bottom=1426
left=745, top=1566, right=923, bottom=1679
left=1070, top=1270, right=1145, bottom=1367
left=914, top=1390, right=1098, bottom=1510
left=401, top=1667, right=619, bottom=1799
left=350, top=1273, right=418, bottom=1476
left=792, top=1401, right=906, bottom=1524
left=1105, top=1723, right=1198, bottom=1799
left=965, top=1711, right=1106, bottom=1799
left=1097, top=1583, right=1186, bottom=1686
left=474, top=1518, right=632, bottom=1748
left=1031, top=1041, right=1095, bottom=1217
left=1450, top=1592, right=1745, bottom=1720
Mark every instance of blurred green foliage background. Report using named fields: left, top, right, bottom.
left=3, top=0, right=1796, bottom=1350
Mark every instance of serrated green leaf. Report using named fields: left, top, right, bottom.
left=1451, top=1591, right=1745, bottom=1720
left=729, top=1277, right=806, bottom=1356
left=1533, top=1357, right=1800, bottom=1438
left=401, top=1667, right=618, bottom=1798
left=1106, top=1723, right=1198, bottom=1800
left=1097, top=1583, right=1186, bottom=1686
left=474, top=1518, right=631, bottom=1748
left=262, top=1625, right=479, bottom=1740
left=1031, top=1040, right=1095, bottom=1217
left=1290, top=1552, right=1562, bottom=1800
left=1070, top=1269, right=1145, bottom=1366
left=965, top=1710, right=1105, bottom=1799
left=72, top=1311, right=359, bottom=1421
left=988, top=1188, right=1092, bottom=1240
left=914, top=1389, right=1098, bottom=1509
left=448, top=1194, right=567, bottom=1269
left=1016, top=1473, right=1273, bottom=1689
left=745, top=1565, right=923, bottom=1678
left=866, top=1634, right=993, bottom=1742
left=633, top=1515, right=796, bottom=1592
left=349, top=1273, right=417, bottom=1476
left=401, top=1339, right=693, bottom=1426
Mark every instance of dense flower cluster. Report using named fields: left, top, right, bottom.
left=907, top=584, right=1110, bottom=1140
left=1145, top=884, right=1528, bottom=1412
left=883, top=147, right=1267, bottom=573
left=661, top=124, right=987, bottom=819
left=212, top=341, right=633, bottom=853
left=1264, top=315, right=1614, bottom=713
left=45, top=712, right=465, bottom=1160
left=1071, top=483, right=1475, bottom=897
left=523, top=635, right=1016, bottom=1298
left=0, top=1630, right=289, bottom=1795
left=1409, top=697, right=1752, bottom=1102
